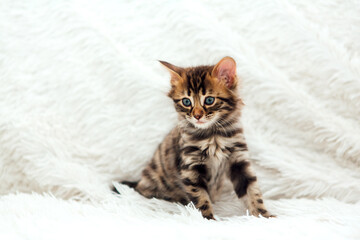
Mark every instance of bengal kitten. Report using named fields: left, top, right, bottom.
left=116, top=57, right=273, bottom=219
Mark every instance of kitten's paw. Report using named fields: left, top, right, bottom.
left=250, top=208, right=274, bottom=218
left=203, top=213, right=216, bottom=220
left=260, top=212, right=277, bottom=218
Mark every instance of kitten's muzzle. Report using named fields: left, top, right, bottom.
left=192, top=107, right=204, bottom=120
left=193, top=112, right=203, bottom=120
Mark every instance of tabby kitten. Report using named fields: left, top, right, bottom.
left=117, top=57, right=273, bottom=219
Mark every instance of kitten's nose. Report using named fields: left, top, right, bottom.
left=194, top=114, right=202, bottom=120
left=193, top=109, right=204, bottom=120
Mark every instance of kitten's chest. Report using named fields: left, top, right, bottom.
left=198, top=136, right=234, bottom=198
left=202, top=136, right=230, bottom=166
left=183, top=133, right=234, bottom=163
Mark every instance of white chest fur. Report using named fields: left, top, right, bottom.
left=198, top=136, right=235, bottom=200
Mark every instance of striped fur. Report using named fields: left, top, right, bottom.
left=118, top=57, right=273, bottom=219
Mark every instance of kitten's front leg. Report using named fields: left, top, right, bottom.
left=179, top=154, right=215, bottom=220
left=228, top=143, right=273, bottom=218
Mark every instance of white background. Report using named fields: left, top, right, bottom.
left=0, top=0, right=359, bottom=239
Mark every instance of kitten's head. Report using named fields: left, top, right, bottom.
left=161, top=57, right=242, bottom=129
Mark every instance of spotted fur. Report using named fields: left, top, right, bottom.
left=116, top=57, right=273, bottom=219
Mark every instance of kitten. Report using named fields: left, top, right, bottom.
left=116, top=57, right=273, bottom=219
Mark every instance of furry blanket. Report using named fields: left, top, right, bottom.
left=0, top=0, right=359, bottom=239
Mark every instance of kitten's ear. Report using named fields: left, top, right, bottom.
left=212, top=57, right=237, bottom=89
left=159, top=61, right=183, bottom=75
left=159, top=60, right=184, bottom=86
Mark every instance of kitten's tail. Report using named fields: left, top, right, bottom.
left=112, top=181, right=139, bottom=194
left=121, top=181, right=139, bottom=189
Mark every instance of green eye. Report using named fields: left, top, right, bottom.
left=205, top=97, right=215, bottom=105
left=182, top=98, right=191, bottom=106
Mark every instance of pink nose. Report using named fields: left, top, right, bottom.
left=194, top=113, right=203, bottom=120
left=193, top=108, right=204, bottom=120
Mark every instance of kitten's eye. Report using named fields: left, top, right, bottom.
left=182, top=98, right=192, bottom=106
left=204, top=97, right=215, bottom=105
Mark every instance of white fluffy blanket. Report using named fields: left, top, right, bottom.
left=0, top=0, right=359, bottom=239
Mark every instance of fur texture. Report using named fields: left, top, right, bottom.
left=119, top=57, right=272, bottom=219
left=0, top=0, right=359, bottom=239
